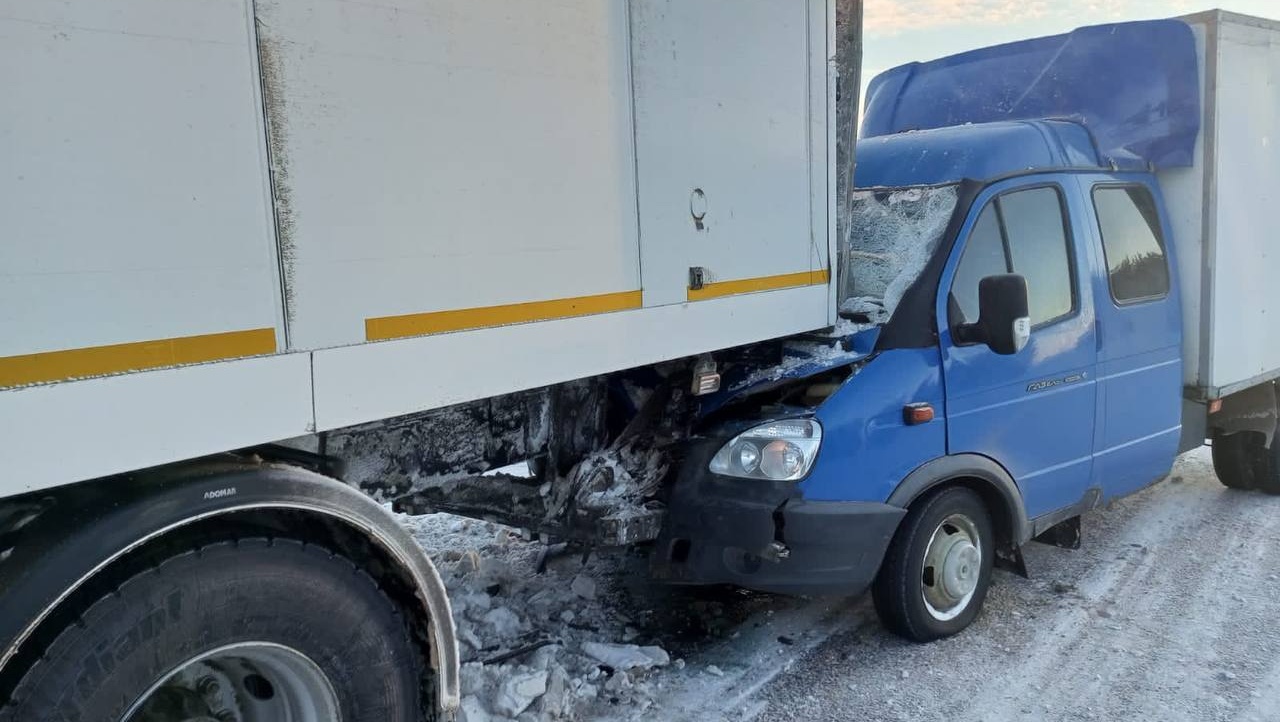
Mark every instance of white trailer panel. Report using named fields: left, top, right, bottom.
left=313, top=284, right=830, bottom=431
left=0, top=0, right=284, bottom=369
left=631, top=0, right=827, bottom=307
left=0, top=0, right=836, bottom=495
left=0, top=353, right=314, bottom=495
left=255, top=0, right=646, bottom=351
left=1162, top=11, right=1280, bottom=398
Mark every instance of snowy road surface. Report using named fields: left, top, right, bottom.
left=408, top=448, right=1280, bottom=721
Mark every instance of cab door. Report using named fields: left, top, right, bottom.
left=1081, top=177, right=1182, bottom=498
left=940, top=178, right=1099, bottom=519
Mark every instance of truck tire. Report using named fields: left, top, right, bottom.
left=872, top=486, right=994, bottom=642
left=1211, top=428, right=1280, bottom=494
left=1, top=537, right=429, bottom=722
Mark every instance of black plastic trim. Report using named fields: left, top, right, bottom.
left=887, top=454, right=1032, bottom=545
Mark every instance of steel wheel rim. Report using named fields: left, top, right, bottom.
left=921, top=512, right=982, bottom=622
left=120, top=642, right=341, bottom=722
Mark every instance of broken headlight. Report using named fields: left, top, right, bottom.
left=708, top=419, right=822, bottom=481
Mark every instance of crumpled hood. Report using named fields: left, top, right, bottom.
left=697, top=323, right=879, bottom=417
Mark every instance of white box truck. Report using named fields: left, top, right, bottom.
left=0, top=2, right=842, bottom=719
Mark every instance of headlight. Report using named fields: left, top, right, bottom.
left=709, top=419, right=822, bottom=481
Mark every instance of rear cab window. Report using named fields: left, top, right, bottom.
left=950, top=185, right=1076, bottom=329
left=1092, top=185, right=1170, bottom=304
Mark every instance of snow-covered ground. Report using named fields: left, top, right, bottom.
left=403, top=448, right=1280, bottom=721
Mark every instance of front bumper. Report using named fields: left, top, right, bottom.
left=651, top=443, right=905, bottom=596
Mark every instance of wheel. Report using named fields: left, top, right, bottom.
left=2, top=538, right=429, bottom=722
left=1211, top=429, right=1263, bottom=490
left=1211, top=428, right=1280, bottom=494
left=873, top=486, right=994, bottom=642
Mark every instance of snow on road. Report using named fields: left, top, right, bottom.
left=746, top=448, right=1280, bottom=722
left=404, top=448, right=1280, bottom=721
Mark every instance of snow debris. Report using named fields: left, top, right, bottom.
left=551, top=441, right=668, bottom=523
left=706, top=665, right=725, bottom=678
left=494, top=671, right=549, bottom=717
left=838, top=297, right=891, bottom=325
left=483, top=606, right=524, bottom=638
left=397, top=510, right=678, bottom=720
left=571, top=575, right=597, bottom=601
left=581, top=643, right=671, bottom=672
left=736, top=338, right=865, bottom=390
left=458, top=695, right=490, bottom=722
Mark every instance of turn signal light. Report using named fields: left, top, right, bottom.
left=904, top=403, right=935, bottom=426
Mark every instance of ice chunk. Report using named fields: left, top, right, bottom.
left=492, top=671, right=548, bottom=717
left=581, top=642, right=670, bottom=671
left=458, top=695, right=490, bottom=722
left=570, top=575, right=597, bottom=600
left=482, top=607, right=522, bottom=638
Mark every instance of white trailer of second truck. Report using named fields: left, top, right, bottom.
left=1163, top=10, right=1280, bottom=404
left=0, top=2, right=842, bottom=719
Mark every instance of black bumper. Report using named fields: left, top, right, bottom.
left=651, top=444, right=905, bottom=596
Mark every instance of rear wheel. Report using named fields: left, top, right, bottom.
left=2, top=538, right=429, bottom=722
left=1212, top=427, right=1280, bottom=494
left=873, top=486, right=994, bottom=642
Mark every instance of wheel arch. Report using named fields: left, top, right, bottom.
left=0, top=460, right=460, bottom=715
left=887, top=454, right=1032, bottom=549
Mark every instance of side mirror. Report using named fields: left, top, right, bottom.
left=959, top=274, right=1031, bottom=355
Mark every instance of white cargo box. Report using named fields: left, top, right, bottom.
left=1162, top=11, right=1280, bottom=398
left=0, top=0, right=836, bottom=493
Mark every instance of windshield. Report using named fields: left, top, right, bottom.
left=840, top=185, right=960, bottom=323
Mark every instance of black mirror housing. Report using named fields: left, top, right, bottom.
left=960, top=274, right=1031, bottom=355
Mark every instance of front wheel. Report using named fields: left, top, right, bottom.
left=872, top=486, right=994, bottom=642
left=2, top=538, right=430, bottom=722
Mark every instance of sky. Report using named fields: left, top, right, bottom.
left=862, top=0, right=1277, bottom=99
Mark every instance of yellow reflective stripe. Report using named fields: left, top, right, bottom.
left=366, top=290, right=644, bottom=342
left=0, top=328, right=278, bottom=388
left=687, top=269, right=830, bottom=302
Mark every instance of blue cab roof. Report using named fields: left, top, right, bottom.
left=858, top=18, right=1201, bottom=188
left=854, top=119, right=1106, bottom=189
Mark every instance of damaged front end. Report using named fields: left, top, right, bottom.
left=649, top=416, right=904, bottom=597
left=295, top=324, right=880, bottom=557
left=649, top=329, right=905, bottom=596
left=366, top=372, right=694, bottom=548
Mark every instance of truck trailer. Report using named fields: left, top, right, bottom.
left=0, top=1, right=853, bottom=719
left=4, top=4, right=1280, bottom=722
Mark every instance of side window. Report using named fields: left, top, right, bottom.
left=951, top=205, right=1008, bottom=324
left=950, top=185, right=1075, bottom=329
left=1093, top=186, right=1170, bottom=303
left=1000, top=187, right=1075, bottom=326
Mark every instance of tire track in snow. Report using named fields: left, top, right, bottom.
left=647, top=598, right=873, bottom=722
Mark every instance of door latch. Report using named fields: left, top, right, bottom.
left=689, top=267, right=706, bottom=291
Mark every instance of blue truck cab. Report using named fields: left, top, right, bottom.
left=653, top=19, right=1212, bottom=641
